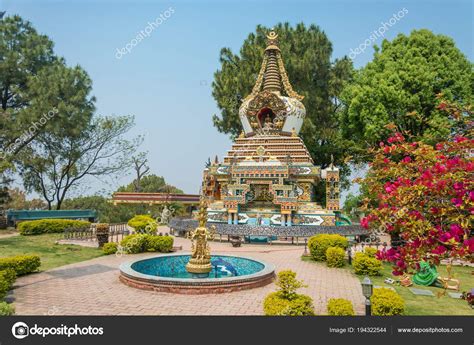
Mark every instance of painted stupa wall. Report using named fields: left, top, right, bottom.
left=202, top=31, right=341, bottom=228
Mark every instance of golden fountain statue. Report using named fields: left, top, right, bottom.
left=185, top=198, right=215, bottom=277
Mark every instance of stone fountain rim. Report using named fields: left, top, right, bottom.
left=119, top=252, right=275, bottom=286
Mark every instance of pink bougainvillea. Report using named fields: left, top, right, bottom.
left=359, top=101, right=473, bottom=275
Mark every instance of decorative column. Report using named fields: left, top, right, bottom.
left=287, top=213, right=292, bottom=226
left=280, top=214, right=286, bottom=226
left=228, top=212, right=233, bottom=224
left=324, top=156, right=340, bottom=211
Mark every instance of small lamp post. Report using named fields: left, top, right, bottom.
left=347, top=240, right=353, bottom=265
left=303, top=238, right=308, bottom=256
left=361, top=276, right=373, bottom=316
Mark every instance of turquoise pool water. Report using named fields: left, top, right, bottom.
left=131, top=255, right=265, bottom=279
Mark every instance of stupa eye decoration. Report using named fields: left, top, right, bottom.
left=201, top=29, right=347, bottom=231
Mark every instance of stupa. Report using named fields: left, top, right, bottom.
left=202, top=31, right=343, bottom=228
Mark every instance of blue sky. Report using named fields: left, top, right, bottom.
left=2, top=0, right=473, bottom=197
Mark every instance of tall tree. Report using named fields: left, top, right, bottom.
left=20, top=115, right=138, bottom=210
left=211, top=23, right=353, bottom=193
left=340, top=29, right=473, bottom=160
left=0, top=15, right=57, bottom=155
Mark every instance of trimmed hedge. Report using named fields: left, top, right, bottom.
left=18, top=219, right=90, bottom=235
left=0, top=301, right=15, bottom=316
left=327, top=298, right=355, bottom=316
left=128, top=215, right=157, bottom=234
left=145, top=235, right=173, bottom=253
left=102, top=242, right=118, bottom=255
left=326, top=247, right=346, bottom=268
left=0, top=269, right=16, bottom=299
left=0, top=255, right=41, bottom=276
left=120, top=234, right=174, bottom=254
left=263, top=292, right=315, bottom=316
left=308, top=234, right=348, bottom=261
left=353, top=252, right=382, bottom=276
left=371, top=288, right=405, bottom=316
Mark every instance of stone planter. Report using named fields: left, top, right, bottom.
left=95, top=223, right=110, bottom=248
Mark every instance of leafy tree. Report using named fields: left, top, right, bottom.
left=211, top=22, right=353, bottom=193
left=19, top=114, right=138, bottom=210
left=4, top=188, right=46, bottom=210
left=340, top=29, right=473, bottom=159
left=117, top=174, right=183, bottom=194
left=360, top=101, right=473, bottom=275
left=0, top=15, right=57, bottom=156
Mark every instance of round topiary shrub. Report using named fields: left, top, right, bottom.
left=263, top=292, right=315, bottom=316
left=326, top=247, right=346, bottom=268
left=353, top=252, right=382, bottom=276
left=120, top=234, right=148, bottom=254
left=308, top=234, right=348, bottom=261
left=102, top=242, right=118, bottom=255
left=371, top=288, right=405, bottom=316
left=263, top=270, right=315, bottom=316
left=128, top=215, right=157, bottom=234
left=364, top=247, right=378, bottom=258
left=0, top=301, right=15, bottom=316
left=327, top=298, right=355, bottom=316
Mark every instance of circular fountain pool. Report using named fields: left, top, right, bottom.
left=119, top=253, right=275, bottom=294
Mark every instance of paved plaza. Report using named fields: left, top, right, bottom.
left=11, top=235, right=365, bottom=315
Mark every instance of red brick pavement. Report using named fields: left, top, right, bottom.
left=11, top=236, right=365, bottom=315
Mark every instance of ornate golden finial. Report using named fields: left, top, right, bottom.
left=266, top=30, right=279, bottom=49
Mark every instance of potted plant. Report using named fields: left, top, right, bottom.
left=95, top=223, right=110, bottom=248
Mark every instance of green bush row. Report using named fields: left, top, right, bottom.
left=326, top=247, right=346, bottom=268
left=18, top=219, right=90, bottom=235
left=371, top=288, right=405, bottom=316
left=119, top=234, right=173, bottom=254
left=308, top=234, right=348, bottom=261
left=0, top=255, right=41, bottom=276
left=327, top=298, right=355, bottom=316
left=352, top=252, right=382, bottom=276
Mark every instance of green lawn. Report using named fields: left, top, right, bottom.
left=0, top=233, right=104, bottom=271
left=302, top=255, right=474, bottom=315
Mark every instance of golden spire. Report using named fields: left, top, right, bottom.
left=245, top=30, right=304, bottom=101
left=263, top=31, right=281, bottom=93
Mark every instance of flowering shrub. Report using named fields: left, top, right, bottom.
left=359, top=101, right=473, bottom=275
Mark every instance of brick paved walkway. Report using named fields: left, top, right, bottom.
left=11, top=236, right=365, bottom=315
